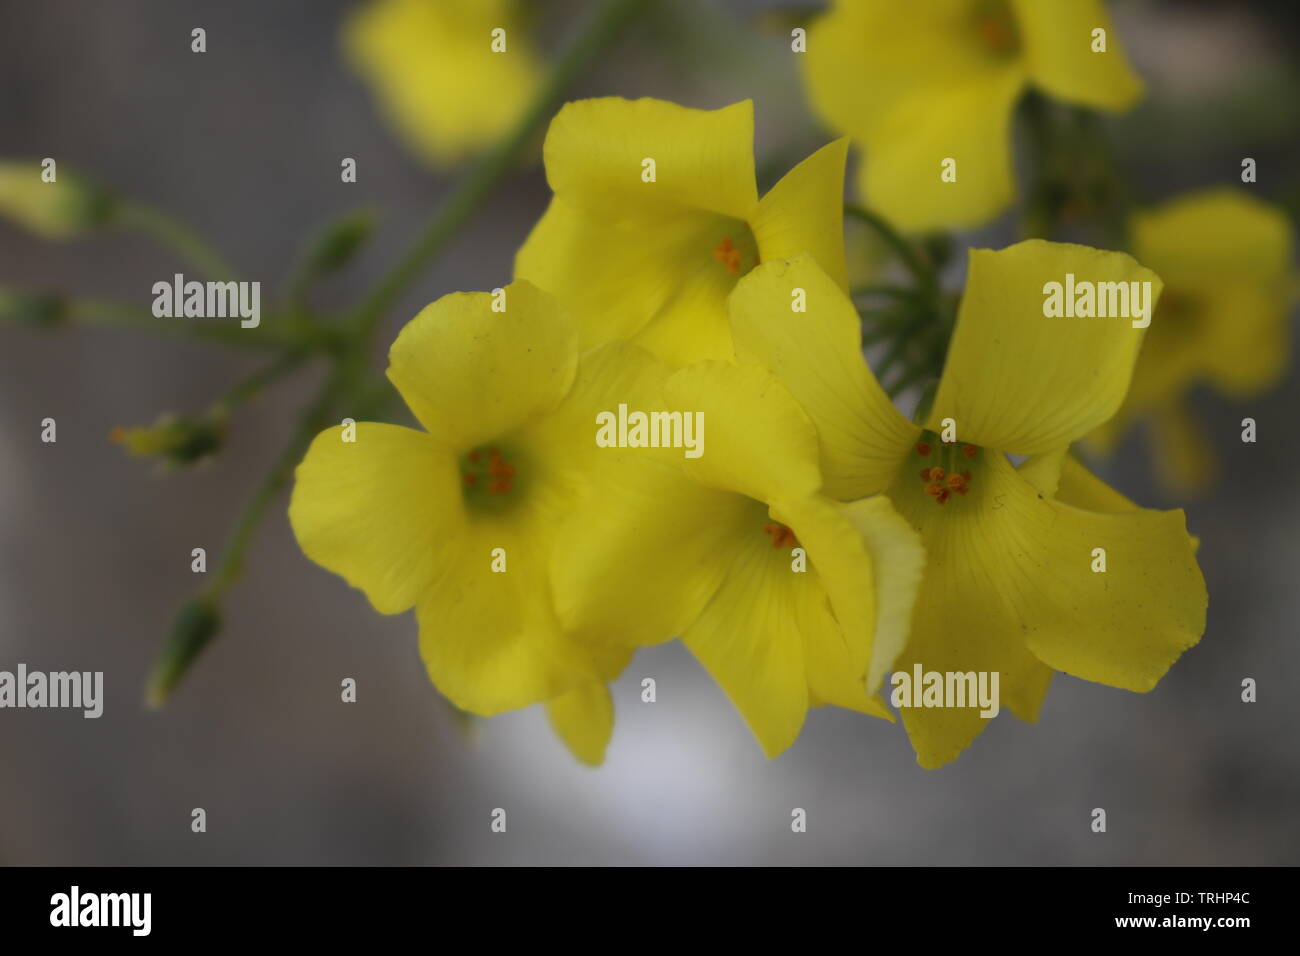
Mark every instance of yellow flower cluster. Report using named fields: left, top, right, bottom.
left=290, top=96, right=1211, bottom=769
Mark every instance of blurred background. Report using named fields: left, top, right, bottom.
left=1, top=0, right=1297, bottom=865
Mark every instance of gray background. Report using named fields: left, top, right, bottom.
left=1, top=0, right=1297, bottom=865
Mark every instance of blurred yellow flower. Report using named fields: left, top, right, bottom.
left=342, top=0, right=544, bottom=168
left=554, top=360, right=924, bottom=758
left=289, top=281, right=669, bottom=764
left=734, top=245, right=1205, bottom=767
left=0, top=160, right=109, bottom=238
left=801, top=0, right=1143, bottom=231
left=1092, top=189, right=1297, bottom=492
left=516, top=97, right=850, bottom=366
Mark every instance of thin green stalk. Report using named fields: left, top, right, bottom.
left=213, top=349, right=310, bottom=417
left=202, top=379, right=338, bottom=603
left=851, top=283, right=927, bottom=303
left=845, top=203, right=937, bottom=297
left=116, top=200, right=240, bottom=282
left=62, top=298, right=303, bottom=351
left=352, top=0, right=650, bottom=338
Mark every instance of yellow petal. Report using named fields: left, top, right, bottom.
left=289, top=422, right=460, bottom=615
left=415, top=516, right=615, bottom=716
left=730, top=255, right=919, bottom=498
left=1149, top=400, right=1216, bottom=496
left=386, top=280, right=577, bottom=449
left=780, top=494, right=925, bottom=697
left=802, top=0, right=1025, bottom=231
left=682, top=510, right=811, bottom=758
left=541, top=98, right=758, bottom=221
left=888, top=456, right=1054, bottom=767
left=927, top=241, right=1162, bottom=455
left=522, top=340, right=673, bottom=473
left=664, top=360, right=823, bottom=502
left=1011, top=0, right=1143, bottom=111
left=628, top=254, right=742, bottom=366
left=514, top=196, right=730, bottom=352
left=1130, top=189, right=1296, bottom=402
left=750, top=139, right=851, bottom=293
left=343, top=0, right=543, bottom=167
left=554, top=461, right=750, bottom=648
left=857, top=67, right=1024, bottom=232
left=546, top=681, right=616, bottom=766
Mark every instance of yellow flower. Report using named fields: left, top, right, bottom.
left=1091, top=189, right=1297, bottom=492
left=0, top=161, right=110, bottom=238
left=801, top=0, right=1143, bottom=231
left=731, top=245, right=1206, bottom=768
left=554, top=360, right=925, bottom=758
left=342, top=0, right=543, bottom=168
left=289, top=280, right=667, bottom=765
left=515, top=97, right=850, bottom=367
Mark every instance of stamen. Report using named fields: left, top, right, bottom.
left=462, top=445, right=517, bottom=496
left=763, top=522, right=798, bottom=549
left=916, top=436, right=979, bottom=505
left=712, top=236, right=743, bottom=276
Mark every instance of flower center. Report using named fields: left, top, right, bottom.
left=914, top=435, right=979, bottom=505
left=762, top=522, right=799, bottom=549
left=972, top=0, right=1019, bottom=57
left=460, top=444, right=514, bottom=496
left=713, top=235, right=745, bottom=276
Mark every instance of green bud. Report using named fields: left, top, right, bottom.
left=110, top=414, right=224, bottom=469
left=305, top=208, right=375, bottom=276
left=0, top=160, right=115, bottom=238
left=146, top=598, right=221, bottom=708
left=0, top=288, right=66, bottom=328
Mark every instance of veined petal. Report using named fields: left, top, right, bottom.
left=750, top=139, right=851, bottom=292
left=629, top=254, right=741, bottom=366
left=664, top=360, right=823, bottom=503
left=683, top=513, right=812, bottom=758
left=857, top=66, right=1024, bottom=232
left=1011, top=0, right=1143, bottom=111
left=546, top=681, right=617, bottom=767
left=416, top=516, right=610, bottom=716
left=514, top=196, right=727, bottom=351
left=541, top=98, right=758, bottom=221
left=927, top=241, right=1162, bottom=455
left=386, top=280, right=577, bottom=449
left=289, top=423, right=460, bottom=615
left=778, top=494, right=925, bottom=697
left=522, top=340, right=674, bottom=477
left=553, top=460, right=749, bottom=648
left=730, top=255, right=920, bottom=498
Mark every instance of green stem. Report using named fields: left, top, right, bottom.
left=61, top=298, right=303, bottom=351
left=851, top=283, right=926, bottom=303
left=116, top=200, right=240, bottom=282
left=845, top=203, right=937, bottom=297
left=351, top=0, right=650, bottom=339
left=202, top=378, right=340, bottom=603
left=212, top=349, right=310, bottom=418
